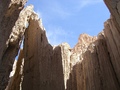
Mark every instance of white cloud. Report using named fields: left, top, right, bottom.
left=32, top=0, right=103, bottom=46
left=46, top=26, right=70, bottom=45
left=52, top=4, right=70, bottom=18
left=48, top=1, right=71, bottom=19
left=77, top=0, right=102, bottom=9
left=35, top=0, right=103, bottom=21
left=38, top=1, right=72, bottom=20
left=36, top=10, right=42, bottom=18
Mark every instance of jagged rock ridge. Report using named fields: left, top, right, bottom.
left=0, top=0, right=120, bottom=90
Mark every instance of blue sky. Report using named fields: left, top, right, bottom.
left=26, top=0, right=110, bottom=48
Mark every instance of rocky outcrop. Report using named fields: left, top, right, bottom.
left=6, top=49, right=24, bottom=90
left=73, top=34, right=97, bottom=54
left=22, top=14, right=65, bottom=90
left=66, top=33, right=120, bottom=90
left=0, top=0, right=27, bottom=90
left=5, top=60, right=17, bottom=90
left=1, top=0, right=120, bottom=90
left=104, top=0, right=120, bottom=85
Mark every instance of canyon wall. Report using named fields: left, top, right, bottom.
left=0, top=0, right=120, bottom=90
left=0, top=0, right=27, bottom=90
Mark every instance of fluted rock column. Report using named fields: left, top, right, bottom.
left=0, top=0, right=28, bottom=89
left=104, top=0, right=120, bottom=85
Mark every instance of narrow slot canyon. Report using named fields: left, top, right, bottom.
left=0, top=0, right=120, bottom=90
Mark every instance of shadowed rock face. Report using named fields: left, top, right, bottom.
left=0, top=0, right=120, bottom=90
left=0, top=0, right=27, bottom=90
left=104, top=0, right=120, bottom=85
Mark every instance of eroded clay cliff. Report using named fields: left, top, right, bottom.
left=0, top=0, right=27, bottom=90
left=0, top=0, right=120, bottom=90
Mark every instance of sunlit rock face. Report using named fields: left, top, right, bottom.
left=0, top=0, right=120, bottom=90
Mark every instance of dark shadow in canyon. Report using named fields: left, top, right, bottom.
left=0, top=1, right=26, bottom=89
